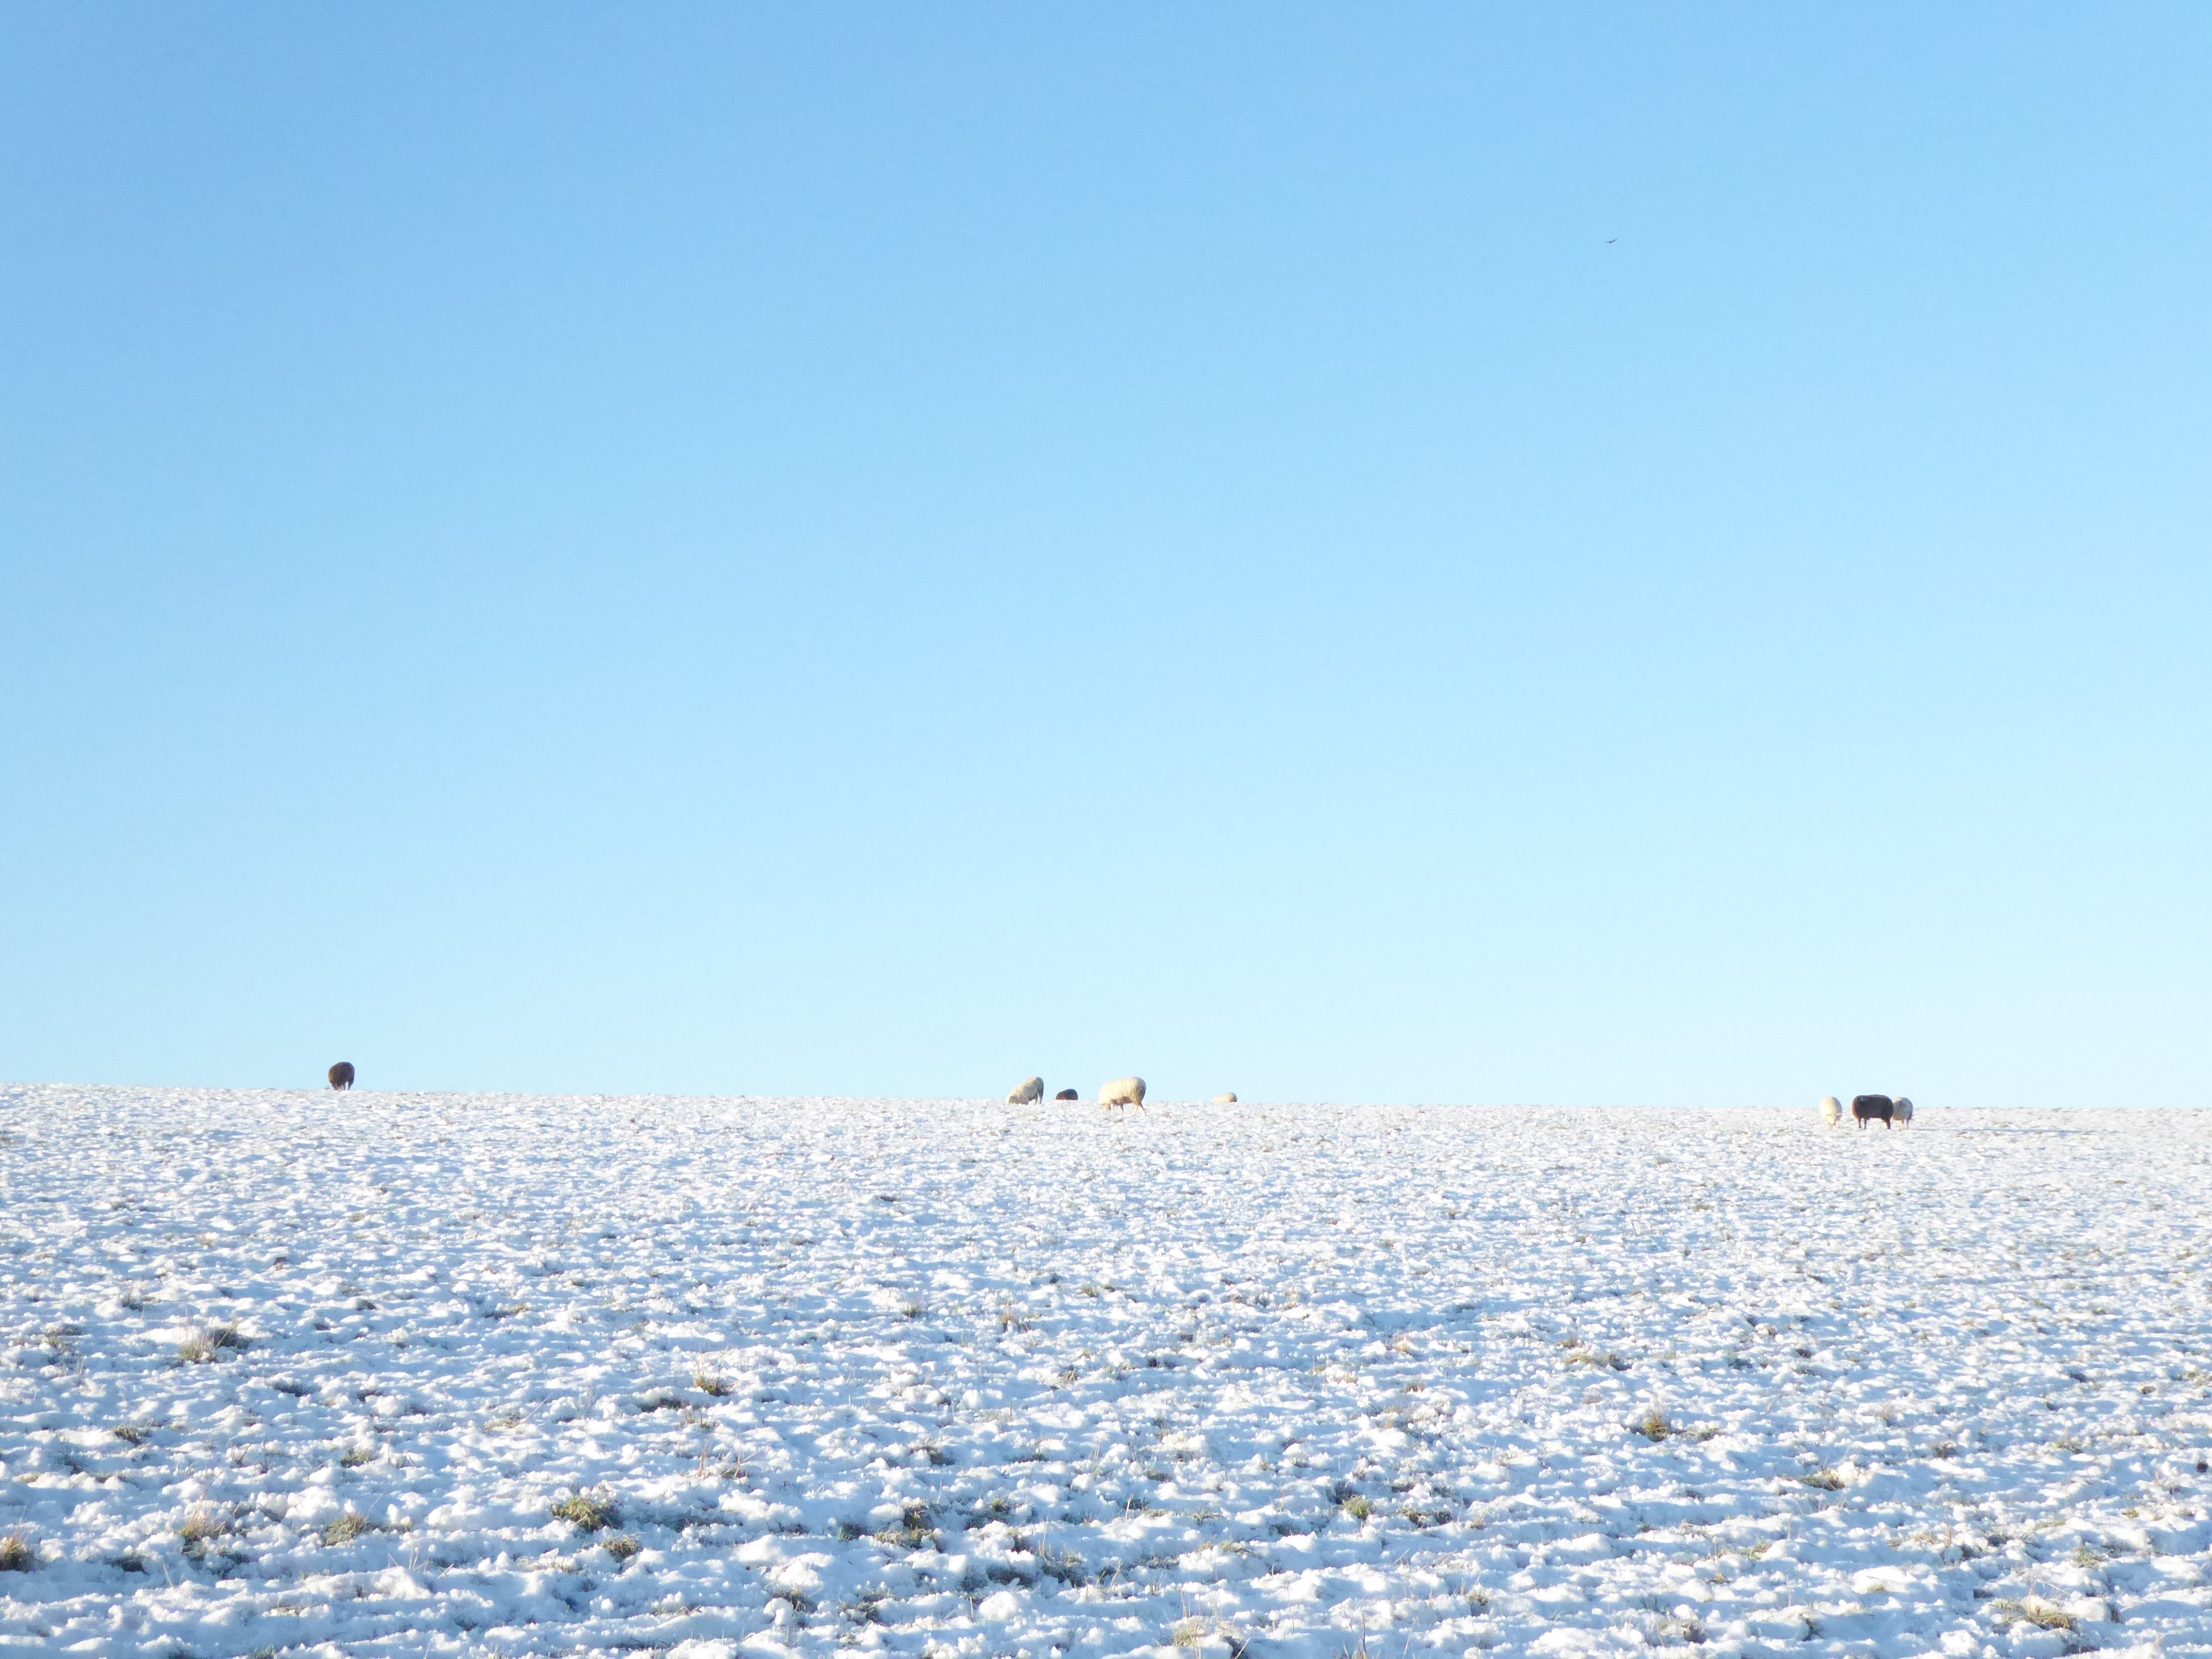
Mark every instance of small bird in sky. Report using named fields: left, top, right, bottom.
left=1606, top=238, right=1617, bottom=244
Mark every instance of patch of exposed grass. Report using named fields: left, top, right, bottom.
left=111, top=1424, right=150, bottom=1446
left=322, top=1512, right=373, bottom=1546
left=1632, top=1408, right=1673, bottom=1442
left=843, top=1585, right=893, bottom=1623
left=178, top=1505, right=232, bottom=1549
left=1034, top=1540, right=1089, bottom=1587
left=875, top=1501, right=937, bottom=1550
left=0, top=1528, right=34, bottom=1572
left=178, top=1322, right=248, bottom=1364
left=604, top=1534, right=640, bottom=1562
left=1799, top=1467, right=1847, bottom=1491
left=552, top=1491, right=619, bottom=1533
left=1341, top=1494, right=1374, bottom=1521
left=1997, top=1597, right=2078, bottom=1633
left=692, top=1368, right=732, bottom=1397
left=1565, top=1343, right=1631, bottom=1372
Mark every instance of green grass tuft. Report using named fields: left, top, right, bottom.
left=552, top=1491, right=620, bottom=1532
left=178, top=1505, right=232, bottom=1548
left=322, top=1512, right=373, bottom=1546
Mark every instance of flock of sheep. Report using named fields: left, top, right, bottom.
left=1004, top=1076, right=1240, bottom=1113
left=1821, top=1092, right=1915, bottom=1129
left=333, top=1062, right=1908, bottom=1128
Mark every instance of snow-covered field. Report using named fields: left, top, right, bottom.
left=3, top=1087, right=2209, bottom=1659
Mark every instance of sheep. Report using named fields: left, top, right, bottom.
left=1894, top=1095, right=1914, bottom=1128
left=1213, top=1092, right=1238, bottom=1104
left=1006, top=1076, right=1044, bottom=1105
left=1055, top=1088, right=1079, bottom=1100
left=328, top=1061, right=355, bottom=1091
left=1820, top=1094, right=1841, bottom=1128
left=1099, top=1076, right=1146, bottom=1114
left=1851, top=1093, right=1895, bottom=1129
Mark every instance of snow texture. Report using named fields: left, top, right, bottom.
left=3, top=1085, right=2210, bottom=1658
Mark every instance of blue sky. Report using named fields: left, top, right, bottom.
left=3, top=6, right=2206, bottom=1107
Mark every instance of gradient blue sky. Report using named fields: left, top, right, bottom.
left=3, top=7, right=2206, bottom=1107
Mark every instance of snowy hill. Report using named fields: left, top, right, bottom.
left=2, top=1087, right=2208, bottom=1656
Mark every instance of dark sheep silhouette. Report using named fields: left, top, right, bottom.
left=329, top=1061, right=356, bottom=1091
left=1851, top=1093, right=1894, bottom=1129
left=1054, top=1088, right=1078, bottom=1100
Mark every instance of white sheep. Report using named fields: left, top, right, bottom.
left=1213, top=1092, right=1237, bottom=1104
left=1006, top=1076, right=1044, bottom=1105
left=1894, top=1095, right=1914, bottom=1128
left=1099, top=1076, right=1146, bottom=1114
left=1820, top=1095, right=1841, bottom=1128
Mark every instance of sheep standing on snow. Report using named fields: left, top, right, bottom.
left=1006, top=1076, right=1044, bottom=1105
left=328, top=1062, right=355, bottom=1091
left=1851, top=1094, right=1896, bottom=1129
left=1820, top=1095, right=1841, bottom=1128
left=1213, top=1092, right=1238, bottom=1104
left=1893, top=1095, right=1914, bottom=1128
left=1055, top=1088, right=1078, bottom=1100
left=1099, top=1076, right=1146, bottom=1114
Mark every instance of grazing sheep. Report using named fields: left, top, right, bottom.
left=1851, top=1093, right=1895, bottom=1129
left=1894, top=1095, right=1914, bottom=1127
left=1820, top=1095, right=1841, bottom=1128
left=1099, top=1076, right=1146, bottom=1114
left=1213, top=1092, right=1238, bottom=1104
left=1006, top=1076, right=1044, bottom=1105
left=1054, top=1088, right=1078, bottom=1100
left=328, top=1061, right=355, bottom=1091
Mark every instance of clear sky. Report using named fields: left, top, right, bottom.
left=3, top=6, right=2206, bottom=1108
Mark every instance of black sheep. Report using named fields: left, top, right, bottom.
left=328, top=1061, right=356, bottom=1091
left=1851, top=1093, right=1893, bottom=1129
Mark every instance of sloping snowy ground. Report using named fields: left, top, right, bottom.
left=3, top=1088, right=2210, bottom=1659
